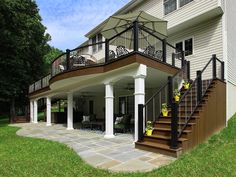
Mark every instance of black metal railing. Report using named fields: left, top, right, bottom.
left=138, top=60, right=189, bottom=143
left=29, top=74, right=51, bottom=93
left=171, top=54, right=225, bottom=147
left=29, top=21, right=185, bottom=94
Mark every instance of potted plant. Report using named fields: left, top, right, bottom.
left=146, top=121, right=154, bottom=136
left=161, top=103, right=168, bottom=117
left=174, top=89, right=181, bottom=102
left=183, top=80, right=190, bottom=89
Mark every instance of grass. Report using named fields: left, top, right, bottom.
left=0, top=115, right=236, bottom=177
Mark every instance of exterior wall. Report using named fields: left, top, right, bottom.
left=167, top=16, right=223, bottom=78
left=132, top=0, right=220, bottom=28
left=225, top=0, right=236, bottom=119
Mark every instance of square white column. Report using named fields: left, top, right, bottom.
left=30, top=100, right=34, bottom=123
left=104, top=83, right=115, bottom=138
left=67, top=92, right=74, bottom=130
left=33, top=100, right=38, bottom=123
left=134, top=64, right=147, bottom=142
left=46, top=97, right=52, bottom=126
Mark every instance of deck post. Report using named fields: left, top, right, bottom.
left=30, top=100, right=34, bottom=123
left=170, top=102, right=178, bottom=149
left=197, top=70, right=202, bottom=103
left=46, top=97, right=52, bottom=126
left=133, top=21, right=139, bottom=52
left=212, top=54, right=217, bottom=79
left=187, top=61, right=190, bottom=81
left=172, top=53, right=175, bottom=66
left=138, top=104, right=144, bottom=142
left=33, top=100, right=38, bottom=123
left=104, top=83, right=115, bottom=138
left=67, top=92, right=74, bottom=130
left=105, top=39, right=109, bottom=63
left=162, top=39, right=167, bottom=63
left=66, top=49, right=70, bottom=70
left=181, top=51, right=185, bottom=68
left=221, top=61, right=225, bottom=81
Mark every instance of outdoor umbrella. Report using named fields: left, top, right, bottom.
left=101, top=11, right=168, bottom=40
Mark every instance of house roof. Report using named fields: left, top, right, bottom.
left=85, top=0, right=143, bottom=38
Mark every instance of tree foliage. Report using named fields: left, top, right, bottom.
left=0, top=0, right=50, bottom=119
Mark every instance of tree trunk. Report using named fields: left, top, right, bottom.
left=9, top=98, right=16, bottom=123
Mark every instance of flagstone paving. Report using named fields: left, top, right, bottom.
left=13, top=122, right=176, bottom=172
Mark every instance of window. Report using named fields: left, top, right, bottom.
left=98, top=34, right=103, bottom=51
left=175, top=38, right=193, bottom=56
left=92, top=36, right=97, bottom=53
left=91, top=34, right=103, bottom=53
left=180, top=0, right=193, bottom=7
left=164, top=0, right=193, bottom=15
left=164, top=0, right=177, bottom=15
left=184, top=38, right=193, bottom=56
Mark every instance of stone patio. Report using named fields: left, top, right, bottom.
left=13, top=122, right=176, bottom=172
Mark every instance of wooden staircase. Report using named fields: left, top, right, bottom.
left=135, top=79, right=226, bottom=157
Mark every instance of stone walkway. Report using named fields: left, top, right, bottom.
left=13, top=123, right=175, bottom=172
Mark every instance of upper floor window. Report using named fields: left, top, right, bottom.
left=175, top=38, right=193, bottom=56
left=164, top=0, right=193, bottom=15
left=91, top=34, right=103, bottom=53
left=164, top=0, right=177, bottom=15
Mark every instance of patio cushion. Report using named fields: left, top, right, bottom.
left=115, top=116, right=123, bottom=125
left=82, top=116, right=90, bottom=122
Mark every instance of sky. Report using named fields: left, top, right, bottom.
left=36, top=0, right=130, bottom=51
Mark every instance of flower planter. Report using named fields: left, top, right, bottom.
left=146, top=129, right=153, bottom=136
left=174, top=95, right=180, bottom=102
left=162, top=110, right=168, bottom=117
left=183, top=83, right=190, bottom=89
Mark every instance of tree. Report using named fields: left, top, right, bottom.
left=43, top=46, right=63, bottom=73
left=0, top=0, right=50, bottom=121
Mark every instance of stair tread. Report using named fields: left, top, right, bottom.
left=154, top=127, right=192, bottom=133
left=145, top=134, right=188, bottom=142
left=156, top=120, right=196, bottom=125
left=136, top=141, right=182, bottom=151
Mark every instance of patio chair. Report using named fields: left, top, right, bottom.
left=73, top=56, right=86, bottom=67
left=114, top=114, right=131, bottom=133
left=109, top=50, right=116, bottom=60
left=154, top=50, right=162, bottom=60
left=143, top=45, right=155, bottom=57
left=116, top=45, right=129, bottom=57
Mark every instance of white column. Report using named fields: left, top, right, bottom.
left=46, top=97, right=52, bottom=126
left=134, top=64, right=147, bottom=142
left=30, top=100, right=34, bottom=123
left=67, top=92, right=74, bottom=130
left=33, top=100, right=38, bottom=123
left=104, top=83, right=115, bottom=138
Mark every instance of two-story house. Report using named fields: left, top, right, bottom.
left=28, top=0, right=235, bottom=156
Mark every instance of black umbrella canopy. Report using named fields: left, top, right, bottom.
left=101, top=11, right=168, bottom=40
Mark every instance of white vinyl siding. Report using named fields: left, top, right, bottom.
left=226, top=0, right=236, bottom=85
left=167, top=17, right=223, bottom=79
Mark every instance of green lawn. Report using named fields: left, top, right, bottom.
left=0, top=115, right=236, bottom=177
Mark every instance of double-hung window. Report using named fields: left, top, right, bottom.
left=175, top=38, right=193, bottom=56
left=91, top=34, right=103, bottom=53
left=164, top=0, right=193, bottom=15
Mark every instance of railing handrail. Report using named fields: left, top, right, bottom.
left=201, top=57, right=212, bottom=73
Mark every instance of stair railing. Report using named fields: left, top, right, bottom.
left=170, top=54, right=225, bottom=148
left=137, top=59, right=189, bottom=142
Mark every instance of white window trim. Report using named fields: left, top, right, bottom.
left=163, top=0, right=195, bottom=16
left=175, top=36, right=194, bottom=56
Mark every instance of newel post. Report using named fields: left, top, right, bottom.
left=197, top=70, right=202, bottom=103
left=168, top=76, right=173, bottom=106
left=212, top=54, right=217, bottom=79
left=138, top=104, right=144, bottom=142
left=170, top=102, right=178, bottom=149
